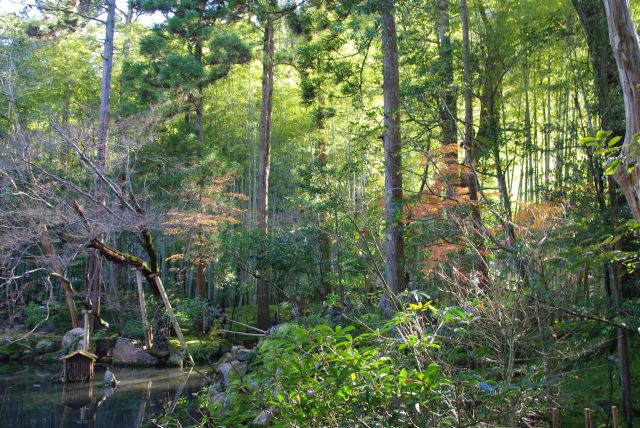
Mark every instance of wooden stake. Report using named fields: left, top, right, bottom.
left=134, top=270, right=153, bottom=350
left=82, top=310, right=91, bottom=351
left=584, top=408, right=591, bottom=428
left=551, top=407, right=558, bottom=428
left=154, top=276, right=194, bottom=366
left=612, top=406, right=619, bottom=428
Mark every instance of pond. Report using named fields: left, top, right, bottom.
left=0, top=364, right=208, bottom=427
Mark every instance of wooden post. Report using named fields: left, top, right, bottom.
left=82, top=310, right=91, bottom=351
left=612, top=406, right=619, bottom=428
left=584, top=408, right=591, bottom=428
left=154, top=276, right=194, bottom=366
left=551, top=407, right=558, bottom=428
left=134, top=270, right=153, bottom=350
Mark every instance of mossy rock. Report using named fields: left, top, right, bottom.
left=35, top=339, right=58, bottom=354
left=39, top=350, right=65, bottom=362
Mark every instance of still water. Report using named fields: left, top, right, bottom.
left=0, top=364, right=207, bottom=427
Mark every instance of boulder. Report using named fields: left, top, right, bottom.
left=35, top=339, right=57, bottom=354
left=61, top=328, right=84, bottom=352
left=112, top=338, right=158, bottom=366
left=217, top=352, right=234, bottom=365
left=217, top=360, right=246, bottom=387
left=235, top=347, right=251, bottom=362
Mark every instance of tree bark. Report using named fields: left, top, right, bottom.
left=605, top=0, right=640, bottom=222
left=381, top=0, right=405, bottom=295
left=257, top=16, right=275, bottom=330
left=195, top=259, right=206, bottom=299
left=603, top=1, right=640, bottom=425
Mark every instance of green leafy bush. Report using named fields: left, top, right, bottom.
left=25, top=302, right=46, bottom=329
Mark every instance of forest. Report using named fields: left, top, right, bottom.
left=1, top=0, right=640, bottom=426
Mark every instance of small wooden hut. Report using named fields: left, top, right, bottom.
left=61, top=309, right=96, bottom=382
left=61, top=350, right=97, bottom=382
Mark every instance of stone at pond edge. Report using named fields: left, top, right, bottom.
left=112, top=337, right=158, bottom=366
left=217, top=360, right=247, bottom=388
left=61, top=328, right=84, bottom=352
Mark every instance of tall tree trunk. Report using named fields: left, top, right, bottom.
left=381, top=0, right=405, bottom=295
left=438, top=0, right=458, bottom=198
left=195, top=260, right=206, bottom=299
left=460, top=0, right=488, bottom=289
left=87, top=0, right=116, bottom=330
left=257, top=16, right=275, bottom=330
left=603, top=1, right=640, bottom=425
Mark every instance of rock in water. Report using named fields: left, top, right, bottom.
left=104, top=368, right=117, bottom=386
left=112, top=338, right=158, bottom=366
left=61, top=328, right=84, bottom=352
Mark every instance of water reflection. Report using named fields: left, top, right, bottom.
left=0, top=365, right=206, bottom=427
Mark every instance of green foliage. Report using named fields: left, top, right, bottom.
left=121, top=319, right=146, bottom=340
left=122, top=0, right=251, bottom=119
left=25, top=302, right=46, bottom=329
left=204, top=304, right=480, bottom=426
